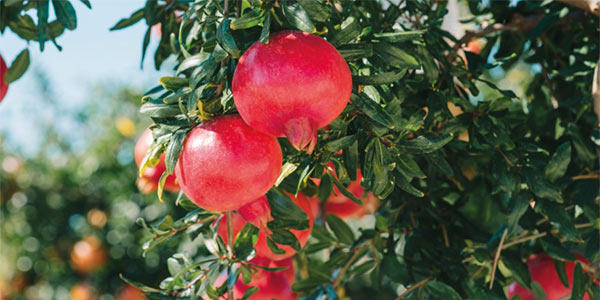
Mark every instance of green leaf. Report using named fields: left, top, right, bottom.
left=353, top=70, right=407, bottom=85
left=4, top=49, right=30, bottom=84
left=525, top=169, right=563, bottom=203
left=395, top=155, right=425, bottom=181
left=297, top=0, right=330, bottom=22
left=373, top=42, right=420, bottom=69
left=539, top=235, right=576, bottom=261
left=240, top=287, right=258, bottom=300
left=119, top=274, right=162, bottom=293
left=159, top=76, right=188, bottom=92
left=216, top=18, right=240, bottom=58
left=259, top=13, right=271, bottom=43
left=317, top=174, right=332, bottom=203
left=266, top=189, right=309, bottom=230
left=325, top=135, right=357, bottom=153
left=79, top=0, right=91, bottom=9
left=167, top=257, right=183, bottom=276
left=373, top=30, right=425, bottom=42
left=328, top=173, right=362, bottom=204
left=153, top=215, right=173, bottom=231
left=503, top=256, right=531, bottom=289
left=539, top=200, right=581, bottom=241
left=140, top=26, right=152, bottom=68
left=554, top=260, right=569, bottom=288
left=266, top=235, right=286, bottom=255
left=393, top=170, right=424, bottom=197
left=381, top=254, right=409, bottom=282
left=398, top=134, right=453, bottom=154
left=338, top=43, right=373, bottom=60
left=165, top=130, right=187, bottom=174
left=426, top=280, right=463, bottom=300
left=571, top=263, right=586, bottom=300
left=544, top=142, right=571, bottom=182
left=530, top=281, right=547, bottom=300
left=329, top=16, right=361, bottom=46
left=230, top=8, right=264, bottom=30
left=353, top=94, right=395, bottom=129
left=140, top=101, right=181, bottom=118
left=110, top=8, right=144, bottom=31
left=281, top=1, right=315, bottom=33
left=37, top=0, right=49, bottom=51
left=233, top=223, right=259, bottom=261
left=326, top=214, right=354, bottom=245
left=507, top=191, right=530, bottom=234
left=52, top=0, right=77, bottom=30
left=271, top=229, right=301, bottom=251
left=291, top=278, right=324, bottom=292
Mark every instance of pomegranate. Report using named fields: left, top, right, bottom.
left=175, top=115, right=282, bottom=212
left=70, top=283, right=97, bottom=300
left=0, top=55, right=8, bottom=102
left=217, top=194, right=314, bottom=261
left=232, top=31, right=352, bottom=153
left=233, top=265, right=297, bottom=300
left=116, top=284, right=147, bottom=300
left=312, top=164, right=379, bottom=220
left=134, top=129, right=179, bottom=194
left=70, top=236, right=107, bottom=274
left=507, top=253, right=596, bottom=300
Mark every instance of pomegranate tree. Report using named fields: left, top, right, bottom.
left=134, top=129, right=179, bottom=194
left=175, top=115, right=282, bottom=212
left=232, top=31, right=352, bottom=153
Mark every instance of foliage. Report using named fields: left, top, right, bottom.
left=108, top=0, right=600, bottom=299
left=0, top=0, right=91, bottom=83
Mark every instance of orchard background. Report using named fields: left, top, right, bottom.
left=0, top=0, right=599, bottom=300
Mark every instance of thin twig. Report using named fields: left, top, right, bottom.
left=572, top=172, right=599, bottom=180
left=153, top=215, right=218, bottom=239
left=226, top=210, right=234, bottom=300
left=441, top=224, right=450, bottom=248
left=395, top=277, right=431, bottom=300
left=333, top=244, right=368, bottom=287
left=489, top=228, right=508, bottom=289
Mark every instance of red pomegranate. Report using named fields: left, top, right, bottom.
left=507, top=253, right=596, bottom=300
left=234, top=257, right=297, bottom=300
left=232, top=31, right=352, bottom=153
left=0, top=55, right=8, bottom=102
left=175, top=115, right=282, bottom=212
left=217, top=194, right=314, bottom=261
left=134, top=129, right=179, bottom=194
left=312, top=164, right=379, bottom=220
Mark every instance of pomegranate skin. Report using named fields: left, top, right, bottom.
left=175, top=115, right=282, bottom=212
left=134, top=129, right=179, bottom=194
left=217, top=194, right=314, bottom=261
left=233, top=267, right=297, bottom=300
left=0, top=55, right=8, bottom=102
left=232, top=31, right=352, bottom=153
left=507, top=253, right=595, bottom=300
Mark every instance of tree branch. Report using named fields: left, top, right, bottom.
left=395, top=277, right=431, bottom=300
left=555, top=0, right=600, bottom=16
left=489, top=228, right=508, bottom=289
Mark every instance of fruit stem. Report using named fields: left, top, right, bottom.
left=226, top=210, right=234, bottom=300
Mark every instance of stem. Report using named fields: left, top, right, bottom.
left=226, top=210, right=234, bottom=300
left=153, top=215, right=218, bottom=240
left=395, top=277, right=431, bottom=300
left=332, top=244, right=368, bottom=287
left=489, top=228, right=508, bottom=289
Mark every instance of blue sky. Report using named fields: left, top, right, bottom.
left=0, top=0, right=172, bottom=155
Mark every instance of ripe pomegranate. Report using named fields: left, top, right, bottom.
left=232, top=31, right=352, bottom=153
left=70, top=283, right=96, bottom=300
left=175, top=115, right=282, bottom=212
left=507, top=253, right=596, bottom=300
left=312, top=164, right=379, bottom=220
left=134, top=128, right=179, bottom=194
left=217, top=194, right=314, bottom=261
left=70, top=236, right=107, bottom=274
left=0, top=55, right=8, bottom=102
left=233, top=265, right=297, bottom=300
left=116, top=284, right=147, bottom=300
